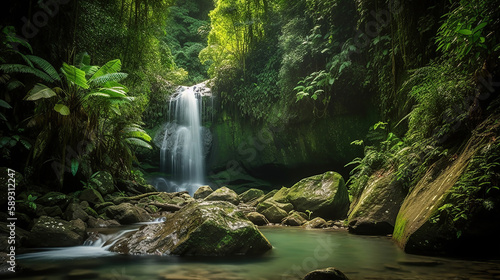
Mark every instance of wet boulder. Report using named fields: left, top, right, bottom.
left=303, top=217, right=328, bottom=229
left=193, top=185, right=213, bottom=199
left=239, top=188, right=265, bottom=203
left=261, top=205, right=288, bottom=224
left=111, top=201, right=272, bottom=256
left=287, top=171, right=349, bottom=220
left=282, top=211, right=308, bottom=226
left=204, top=187, right=240, bottom=205
left=256, top=198, right=294, bottom=213
left=246, top=212, right=269, bottom=226
left=348, top=169, right=405, bottom=235
left=27, top=216, right=87, bottom=247
left=105, top=203, right=151, bottom=224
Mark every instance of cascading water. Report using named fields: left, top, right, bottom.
left=156, top=82, right=211, bottom=195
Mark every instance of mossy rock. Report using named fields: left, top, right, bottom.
left=348, top=169, right=405, bottom=235
left=194, top=185, right=213, bottom=199
left=105, top=203, right=151, bottom=224
left=110, top=201, right=272, bottom=256
left=261, top=205, right=288, bottom=224
left=287, top=171, right=349, bottom=220
left=272, top=187, right=290, bottom=203
left=239, top=188, right=264, bottom=203
left=246, top=212, right=269, bottom=226
left=282, top=211, right=308, bottom=226
left=256, top=198, right=293, bottom=213
left=303, top=217, right=328, bottom=229
left=27, top=216, right=87, bottom=247
left=204, top=187, right=240, bottom=205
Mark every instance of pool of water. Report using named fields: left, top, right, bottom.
left=12, top=226, right=500, bottom=279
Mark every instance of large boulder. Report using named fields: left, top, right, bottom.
left=261, top=205, right=288, bottom=224
left=110, top=201, right=272, bottom=256
left=204, top=187, right=240, bottom=205
left=246, top=212, right=269, bottom=226
left=256, top=198, right=294, bottom=213
left=239, top=188, right=264, bottom=203
left=348, top=169, right=405, bottom=235
left=105, top=203, right=151, bottom=224
left=193, top=185, right=213, bottom=199
left=64, top=202, right=90, bottom=222
left=282, top=211, right=308, bottom=226
left=303, top=217, right=328, bottom=229
left=27, top=216, right=87, bottom=247
left=286, top=171, right=349, bottom=220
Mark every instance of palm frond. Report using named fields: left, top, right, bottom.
left=61, top=63, right=89, bottom=89
left=26, top=55, right=61, bottom=82
left=7, top=80, right=24, bottom=91
left=0, top=64, right=54, bottom=83
left=124, top=138, right=152, bottom=149
left=89, top=59, right=122, bottom=81
left=89, top=72, right=128, bottom=86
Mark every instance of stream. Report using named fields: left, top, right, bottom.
left=13, top=225, right=500, bottom=279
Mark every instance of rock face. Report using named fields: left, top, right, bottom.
left=204, top=187, right=240, bottom=205
left=286, top=172, right=349, bottom=220
left=111, top=201, right=272, bottom=256
left=105, top=203, right=151, bottom=224
left=193, top=185, right=213, bottom=199
left=27, top=216, right=86, bottom=247
left=348, top=169, right=405, bottom=235
left=393, top=128, right=500, bottom=256
left=303, top=267, right=349, bottom=280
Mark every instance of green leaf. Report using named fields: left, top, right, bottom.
left=457, top=29, right=472, bottom=36
left=54, top=104, right=70, bottom=115
left=0, top=99, right=12, bottom=109
left=89, top=59, right=122, bottom=81
left=473, top=22, right=488, bottom=33
left=71, top=158, right=79, bottom=176
left=125, top=138, right=152, bottom=149
left=26, top=55, right=60, bottom=82
left=25, top=84, right=57, bottom=101
left=61, top=63, right=89, bottom=89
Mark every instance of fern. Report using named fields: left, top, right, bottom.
left=26, top=55, right=61, bottom=82
left=89, top=72, right=128, bottom=86
left=125, top=138, right=152, bottom=149
left=0, top=64, right=54, bottom=83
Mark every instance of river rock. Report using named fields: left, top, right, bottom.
left=282, top=211, right=308, bottom=226
left=286, top=171, right=349, bottom=220
left=272, top=187, right=290, bottom=203
left=303, top=217, right=328, bottom=229
left=64, top=202, right=89, bottom=222
left=87, top=217, right=120, bottom=228
left=79, top=188, right=105, bottom=205
left=261, top=205, right=288, bottom=224
left=303, top=267, right=349, bottom=280
left=348, top=169, right=405, bottom=235
left=110, top=201, right=272, bottom=256
left=256, top=198, right=294, bottom=213
left=194, top=185, right=213, bottom=199
left=105, top=203, right=151, bottom=224
left=246, top=212, right=269, bottom=225
left=117, top=179, right=157, bottom=195
left=239, top=188, right=264, bottom=203
left=204, top=186, right=240, bottom=205
left=27, top=216, right=87, bottom=247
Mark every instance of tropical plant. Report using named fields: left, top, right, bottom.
left=1, top=51, right=152, bottom=185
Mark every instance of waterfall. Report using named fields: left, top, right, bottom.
left=157, top=83, right=210, bottom=195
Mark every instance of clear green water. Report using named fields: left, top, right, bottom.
left=14, top=226, right=500, bottom=279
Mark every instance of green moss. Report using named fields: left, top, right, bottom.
left=393, top=215, right=407, bottom=242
